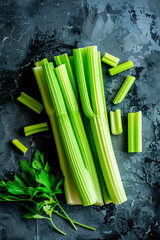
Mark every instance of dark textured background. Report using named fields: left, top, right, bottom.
left=0, top=0, right=160, bottom=239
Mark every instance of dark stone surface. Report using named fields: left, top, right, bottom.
left=0, top=0, right=160, bottom=239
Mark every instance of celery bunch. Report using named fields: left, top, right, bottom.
left=33, top=46, right=127, bottom=206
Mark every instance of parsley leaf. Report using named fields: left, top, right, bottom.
left=7, top=181, right=28, bottom=195
left=20, top=160, right=35, bottom=175
left=35, top=169, right=52, bottom=190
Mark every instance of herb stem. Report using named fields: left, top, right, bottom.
left=1, top=198, right=36, bottom=203
left=52, top=210, right=95, bottom=231
left=54, top=195, right=77, bottom=230
left=16, top=196, right=37, bottom=204
left=50, top=212, right=66, bottom=235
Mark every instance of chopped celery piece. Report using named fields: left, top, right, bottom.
left=108, top=61, right=134, bottom=76
left=113, top=75, right=135, bottom=104
left=17, top=92, right=43, bottom=114
left=73, top=46, right=127, bottom=204
left=24, top=122, right=49, bottom=136
left=102, top=52, right=120, bottom=67
left=128, top=111, right=142, bottom=153
left=110, top=109, right=123, bottom=135
left=55, top=64, right=103, bottom=205
left=43, top=62, right=98, bottom=206
left=33, top=64, right=81, bottom=205
left=12, top=139, right=28, bottom=154
left=54, top=54, right=79, bottom=101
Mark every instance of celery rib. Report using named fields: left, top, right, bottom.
left=110, top=109, right=123, bottom=135
left=24, top=122, right=49, bottom=136
left=84, top=116, right=112, bottom=204
left=98, top=51, right=111, bottom=135
left=113, top=75, right=135, bottom=104
left=73, top=46, right=127, bottom=204
left=17, top=92, right=43, bottom=114
left=54, top=54, right=79, bottom=102
left=128, top=111, right=142, bottom=153
left=12, top=139, right=28, bottom=154
left=73, top=49, right=94, bottom=119
left=102, top=52, right=120, bottom=67
left=91, top=115, right=126, bottom=204
left=33, top=65, right=81, bottom=205
left=86, top=47, right=104, bottom=115
left=43, top=62, right=98, bottom=206
left=108, top=61, right=134, bottom=76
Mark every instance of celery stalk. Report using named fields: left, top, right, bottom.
left=110, top=109, right=123, bottom=135
left=17, top=92, right=43, bottom=114
left=33, top=65, right=81, bottom=205
left=113, top=75, right=135, bottom=104
left=55, top=64, right=103, bottom=205
left=102, top=52, right=120, bottom=67
left=24, top=122, right=49, bottom=136
left=84, top=116, right=112, bottom=204
left=54, top=54, right=79, bottom=101
left=43, top=62, right=99, bottom=206
left=72, top=49, right=94, bottom=119
left=73, top=46, right=127, bottom=204
left=12, top=139, right=28, bottom=154
left=128, top=111, right=142, bottom=152
left=98, top=51, right=111, bottom=134
left=96, top=51, right=112, bottom=204
left=108, top=61, right=134, bottom=76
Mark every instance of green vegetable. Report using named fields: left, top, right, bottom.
left=33, top=64, right=81, bottom=205
left=12, top=139, right=28, bottom=154
left=0, top=150, right=95, bottom=235
left=24, top=122, right=49, bottom=136
left=128, top=111, right=142, bottom=152
left=35, top=58, right=48, bottom=67
left=69, top=56, right=77, bottom=80
left=73, top=46, right=127, bottom=204
left=102, top=52, right=120, bottom=67
left=54, top=54, right=79, bottom=101
left=113, top=75, right=136, bottom=104
left=84, top=116, right=112, bottom=204
left=110, top=109, right=123, bottom=135
left=17, top=92, right=43, bottom=114
left=43, top=62, right=99, bottom=206
left=54, top=64, right=103, bottom=205
left=108, top=61, right=134, bottom=76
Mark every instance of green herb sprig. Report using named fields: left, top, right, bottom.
left=0, top=150, right=95, bottom=235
